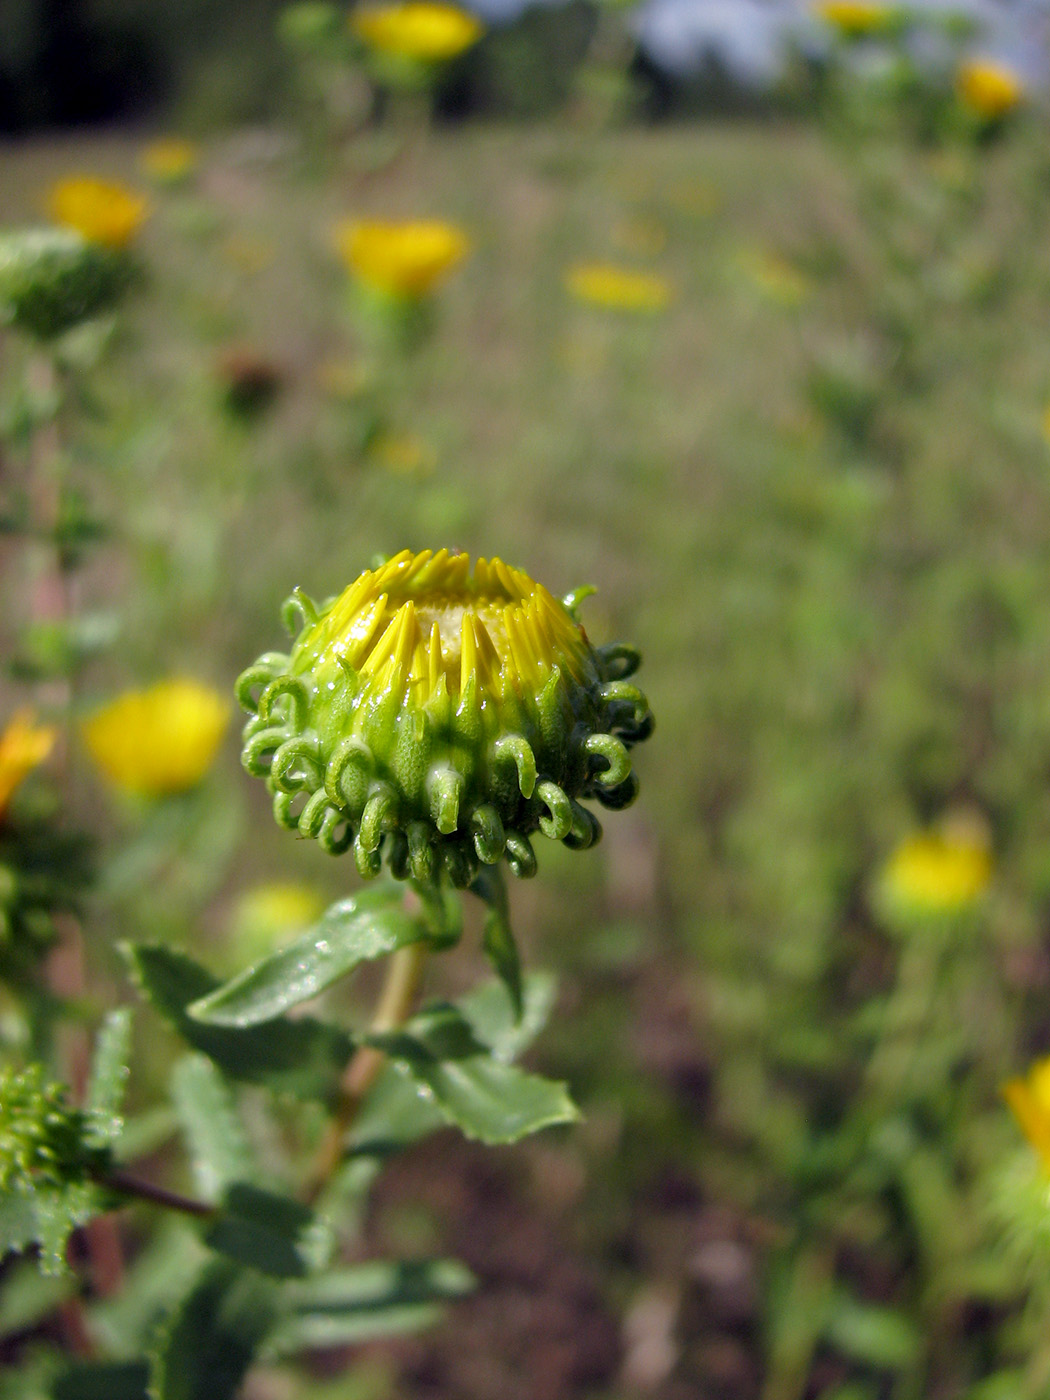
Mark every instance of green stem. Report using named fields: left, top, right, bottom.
left=304, top=938, right=428, bottom=1204
left=99, top=1168, right=216, bottom=1220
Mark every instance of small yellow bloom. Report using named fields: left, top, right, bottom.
left=565, top=263, right=671, bottom=314
left=82, top=680, right=229, bottom=798
left=336, top=219, right=470, bottom=298
left=881, top=814, right=992, bottom=915
left=0, top=711, right=56, bottom=821
left=738, top=248, right=810, bottom=308
left=232, top=882, right=326, bottom=944
left=1004, top=1057, right=1050, bottom=1174
left=812, top=1, right=893, bottom=37
left=956, top=60, right=1023, bottom=122
left=140, top=138, right=199, bottom=185
left=371, top=430, right=436, bottom=476
left=47, top=177, right=149, bottom=250
left=351, top=1, right=483, bottom=62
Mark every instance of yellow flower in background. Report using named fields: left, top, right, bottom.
left=881, top=814, right=992, bottom=915
left=738, top=248, right=810, bottom=308
left=82, top=680, right=229, bottom=798
left=566, top=263, right=671, bottom=314
left=336, top=219, right=470, bottom=298
left=351, top=1, right=483, bottom=61
left=813, top=1, right=893, bottom=36
left=1004, top=1057, right=1050, bottom=1175
left=0, top=712, right=56, bottom=821
left=140, top=138, right=199, bottom=185
left=232, top=882, right=326, bottom=946
left=47, top=177, right=149, bottom=250
left=956, top=60, right=1023, bottom=122
left=371, top=430, right=437, bottom=477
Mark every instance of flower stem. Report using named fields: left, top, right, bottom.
left=100, top=1168, right=216, bottom=1219
left=304, top=940, right=428, bottom=1204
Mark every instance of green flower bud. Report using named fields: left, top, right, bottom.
left=238, top=549, right=653, bottom=886
left=0, top=229, right=132, bottom=341
left=0, top=1065, right=104, bottom=1193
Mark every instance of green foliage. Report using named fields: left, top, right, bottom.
left=123, top=943, right=355, bottom=1101
left=367, top=1003, right=578, bottom=1145
left=188, top=884, right=430, bottom=1026
left=0, top=231, right=132, bottom=342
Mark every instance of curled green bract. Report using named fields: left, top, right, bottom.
left=0, top=229, right=132, bottom=341
left=238, top=549, right=653, bottom=886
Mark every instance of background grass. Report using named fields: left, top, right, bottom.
left=5, top=114, right=1050, bottom=1398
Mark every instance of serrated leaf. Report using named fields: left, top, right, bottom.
left=170, top=1056, right=253, bottom=1201
left=0, top=1189, right=38, bottom=1260
left=1, top=1182, right=101, bottom=1276
left=368, top=1005, right=579, bottom=1146
left=187, top=886, right=427, bottom=1027
left=85, top=1009, right=132, bottom=1149
left=150, top=1260, right=278, bottom=1400
left=471, top=867, right=522, bottom=1019
left=123, top=944, right=354, bottom=1102
left=267, top=1258, right=474, bottom=1356
left=204, top=1183, right=330, bottom=1280
left=51, top=1362, right=150, bottom=1400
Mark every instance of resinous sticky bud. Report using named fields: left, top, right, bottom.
left=237, top=549, right=653, bottom=885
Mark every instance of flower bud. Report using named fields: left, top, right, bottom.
left=0, top=229, right=133, bottom=341
left=238, top=549, right=653, bottom=886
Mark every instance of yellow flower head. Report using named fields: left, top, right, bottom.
left=956, top=60, right=1023, bottom=122
left=0, top=711, right=56, bottom=821
left=812, top=1, right=894, bottom=37
left=1004, top=1057, right=1050, bottom=1175
left=47, top=178, right=149, bottom=251
left=565, top=263, right=672, bottom=314
left=336, top=219, right=470, bottom=299
left=880, top=813, right=992, bottom=916
left=239, top=548, right=653, bottom=883
left=82, top=680, right=230, bottom=798
left=351, top=1, right=483, bottom=62
left=139, top=139, right=199, bottom=185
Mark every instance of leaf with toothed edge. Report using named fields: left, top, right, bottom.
left=122, top=943, right=354, bottom=1101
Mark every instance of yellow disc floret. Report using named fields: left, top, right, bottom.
left=238, top=549, right=653, bottom=885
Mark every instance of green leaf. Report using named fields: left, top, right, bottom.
left=0, top=1259, right=75, bottom=1336
left=188, top=886, right=427, bottom=1027
left=52, top=1362, right=150, bottom=1400
left=823, top=1291, right=921, bottom=1370
left=471, top=867, right=522, bottom=1019
left=150, top=1260, right=278, bottom=1400
left=87, top=1222, right=205, bottom=1357
left=458, top=972, right=558, bottom=1063
left=170, top=1056, right=253, bottom=1201
left=204, top=1183, right=330, bottom=1280
left=267, top=1258, right=475, bottom=1355
left=367, top=1005, right=579, bottom=1146
left=0, top=1189, right=38, bottom=1260
left=123, top=944, right=354, bottom=1102
left=85, top=1009, right=132, bottom=1149
left=1, top=1182, right=100, bottom=1276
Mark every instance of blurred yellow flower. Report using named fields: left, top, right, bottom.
left=82, top=680, right=229, bottom=798
left=813, top=1, right=893, bottom=36
left=140, top=138, right=199, bottom=185
left=351, top=1, right=483, bottom=61
left=371, top=430, right=436, bottom=476
left=232, top=882, right=326, bottom=944
left=1004, top=1057, right=1050, bottom=1174
left=739, top=249, right=810, bottom=308
left=47, top=177, right=149, bottom=250
left=566, top=263, right=671, bottom=313
left=336, top=219, right=470, bottom=298
left=881, top=815, right=992, bottom=915
left=956, top=60, right=1023, bottom=122
left=0, top=711, right=56, bottom=821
